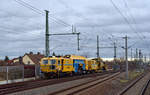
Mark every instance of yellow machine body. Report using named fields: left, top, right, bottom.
left=40, top=57, right=74, bottom=73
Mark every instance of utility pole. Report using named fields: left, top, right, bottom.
left=136, top=48, right=138, bottom=60
left=45, top=10, right=49, bottom=57
left=139, top=49, right=142, bottom=71
left=114, top=42, right=117, bottom=62
left=72, top=25, right=74, bottom=33
left=144, top=55, right=146, bottom=63
left=97, top=35, right=99, bottom=58
left=123, top=35, right=128, bottom=80
left=149, top=53, right=150, bottom=63
left=77, top=33, right=80, bottom=51
left=131, top=48, right=132, bottom=61
left=74, top=27, right=80, bottom=51
left=144, top=54, right=146, bottom=70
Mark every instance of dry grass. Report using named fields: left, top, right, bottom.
left=120, top=70, right=143, bottom=83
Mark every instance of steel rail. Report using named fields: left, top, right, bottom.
left=117, top=74, right=145, bottom=95
left=49, top=72, right=120, bottom=95
left=140, top=78, right=150, bottom=95
left=0, top=71, right=113, bottom=95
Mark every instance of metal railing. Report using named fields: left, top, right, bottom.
left=0, top=65, right=41, bottom=84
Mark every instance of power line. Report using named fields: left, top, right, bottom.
left=0, top=28, right=20, bottom=34
left=110, top=0, right=144, bottom=41
left=57, top=0, right=88, bottom=21
left=122, top=0, right=150, bottom=49
left=14, top=0, right=72, bottom=27
left=0, top=37, right=42, bottom=42
left=57, top=0, right=119, bottom=46
left=18, top=0, right=71, bottom=27
left=14, top=0, right=43, bottom=14
left=57, top=0, right=121, bottom=51
left=110, top=0, right=150, bottom=57
left=123, top=0, right=147, bottom=39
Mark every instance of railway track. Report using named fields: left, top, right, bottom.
left=140, top=78, right=150, bottom=95
left=117, top=73, right=146, bottom=95
left=48, top=72, right=120, bottom=95
left=0, top=71, right=115, bottom=95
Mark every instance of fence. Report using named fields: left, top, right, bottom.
left=0, top=65, right=41, bottom=84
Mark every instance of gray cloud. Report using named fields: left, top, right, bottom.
left=0, top=0, right=150, bottom=59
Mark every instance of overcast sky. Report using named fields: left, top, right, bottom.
left=0, top=0, right=150, bottom=59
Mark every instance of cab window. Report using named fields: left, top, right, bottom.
left=50, top=60, right=56, bottom=64
left=58, top=60, right=60, bottom=65
left=43, top=60, right=48, bottom=64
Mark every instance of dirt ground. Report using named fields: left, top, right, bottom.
left=77, top=70, right=145, bottom=95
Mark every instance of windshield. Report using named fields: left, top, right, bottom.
left=50, top=60, right=56, bottom=64
left=43, top=60, right=48, bottom=64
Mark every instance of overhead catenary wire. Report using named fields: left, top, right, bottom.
left=14, top=0, right=43, bottom=14
left=57, top=0, right=123, bottom=55
left=57, top=0, right=120, bottom=47
left=14, top=0, right=76, bottom=52
left=0, top=28, right=19, bottom=34
left=0, top=37, right=43, bottom=42
left=56, top=0, right=115, bottom=52
left=0, top=1, right=78, bottom=54
left=123, top=0, right=147, bottom=41
left=19, top=0, right=72, bottom=27
left=15, top=0, right=70, bottom=27
left=110, top=0, right=150, bottom=57
left=110, top=0, right=144, bottom=41
left=122, top=0, right=145, bottom=39
left=5, top=0, right=148, bottom=57
left=56, top=0, right=88, bottom=21
left=122, top=0, right=150, bottom=49
left=14, top=0, right=72, bottom=27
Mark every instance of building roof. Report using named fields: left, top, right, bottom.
left=0, top=60, right=15, bottom=66
left=26, top=53, right=45, bottom=64
left=0, top=60, right=5, bottom=66
left=12, top=57, right=19, bottom=61
left=13, top=61, right=24, bottom=65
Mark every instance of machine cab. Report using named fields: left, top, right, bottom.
left=40, top=57, right=61, bottom=73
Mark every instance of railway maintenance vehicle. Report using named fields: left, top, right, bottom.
left=40, top=55, right=107, bottom=78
